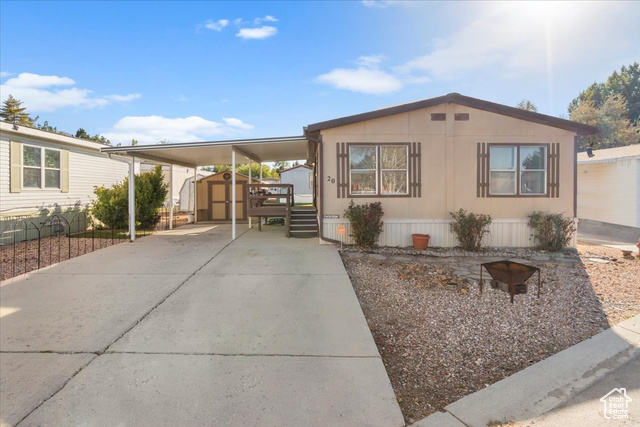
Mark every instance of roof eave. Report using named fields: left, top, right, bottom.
left=306, top=93, right=598, bottom=135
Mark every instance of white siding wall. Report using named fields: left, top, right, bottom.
left=578, top=159, right=640, bottom=227
left=322, top=218, right=578, bottom=248
left=1, top=137, right=130, bottom=216
left=280, top=167, right=312, bottom=195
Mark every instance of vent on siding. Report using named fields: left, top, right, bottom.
left=455, top=113, right=469, bottom=121
left=431, top=113, right=446, bottom=121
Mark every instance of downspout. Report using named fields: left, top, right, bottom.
left=305, top=131, right=341, bottom=244
left=573, top=135, right=578, bottom=218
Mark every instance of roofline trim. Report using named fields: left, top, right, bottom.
left=101, top=135, right=307, bottom=154
left=306, top=93, right=598, bottom=135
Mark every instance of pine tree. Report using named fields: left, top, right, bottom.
left=0, top=95, right=38, bottom=126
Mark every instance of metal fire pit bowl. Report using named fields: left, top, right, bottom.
left=479, top=260, right=541, bottom=303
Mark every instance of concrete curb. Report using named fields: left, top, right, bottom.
left=411, top=314, right=640, bottom=427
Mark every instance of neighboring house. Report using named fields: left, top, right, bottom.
left=1, top=122, right=131, bottom=228
left=178, top=172, right=213, bottom=212
left=280, top=164, right=313, bottom=204
left=139, top=163, right=199, bottom=206
left=577, top=144, right=640, bottom=229
left=306, top=93, right=597, bottom=247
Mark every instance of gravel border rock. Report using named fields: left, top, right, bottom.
left=340, top=243, right=639, bottom=425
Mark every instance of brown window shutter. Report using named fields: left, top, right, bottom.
left=61, top=149, right=70, bottom=193
left=477, top=143, right=489, bottom=197
left=336, top=143, right=348, bottom=198
left=10, top=141, right=22, bottom=193
left=409, top=142, right=421, bottom=197
left=548, top=143, right=560, bottom=198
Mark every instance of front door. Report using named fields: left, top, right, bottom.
left=209, top=181, right=246, bottom=221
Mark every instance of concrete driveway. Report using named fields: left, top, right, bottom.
left=0, top=224, right=403, bottom=426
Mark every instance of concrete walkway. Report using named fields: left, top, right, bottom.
left=0, top=224, right=403, bottom=426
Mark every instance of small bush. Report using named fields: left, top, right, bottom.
left=344, top=200, right=384, bottom=249
left=527, top=211, right=576, bottom=252
left=92, top=165, right=168, bottom=229
left=449, top=209, right=492, bottom=251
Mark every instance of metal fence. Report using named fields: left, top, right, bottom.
left=0, top=208, right=187, bottom=281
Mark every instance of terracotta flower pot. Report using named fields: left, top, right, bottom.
left=412, top=233, right=430, bottom=250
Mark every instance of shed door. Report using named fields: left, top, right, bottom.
left=209, top=181, right=247, bottom=221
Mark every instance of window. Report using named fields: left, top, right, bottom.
left=22, top=145, right=61, bottom=189
left=349, top=145, right=408, bottom=196
left=489, top=145, right=547, bottom=195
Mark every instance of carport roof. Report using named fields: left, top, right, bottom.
left=101, top=136, right=310, bottom=167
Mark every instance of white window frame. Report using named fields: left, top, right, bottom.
left=348, top=144, right=409, bottom=197
left=489, top=144, right=547, bottom=196
left=380, top=145, right=409, bottom=196
left=22, top=144, right=61, bottom=190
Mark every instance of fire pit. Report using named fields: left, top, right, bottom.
left=479, top=260, right=541, bottom=303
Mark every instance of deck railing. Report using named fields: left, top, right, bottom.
left=246, top=184, right=294, bottom=237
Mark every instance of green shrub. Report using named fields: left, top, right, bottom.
left=449, top=209, right=492, bottom=251
left=344, top=200, right=384, bottom=249
left=92, top=165, right=168, bottom=229
left=527, top=211, right=576, bottom=251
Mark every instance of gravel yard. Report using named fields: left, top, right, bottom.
left=340, top=243, right=640, bottom=425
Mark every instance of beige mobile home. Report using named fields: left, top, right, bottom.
left=306, top=93, right=597, bottom=247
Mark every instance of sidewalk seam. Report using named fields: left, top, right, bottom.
left=14, top=354, right=98, bottom=427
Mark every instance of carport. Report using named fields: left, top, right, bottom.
left=101, top=136, right=315, bottom=240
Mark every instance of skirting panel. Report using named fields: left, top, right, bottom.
left=322, top=218, right=578, bottom=248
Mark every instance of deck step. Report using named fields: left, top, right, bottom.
left=289, top=208, right=318, bottom=238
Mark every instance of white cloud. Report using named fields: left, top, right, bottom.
left=362, top=0, right=393, bottom=8
left=102, top=115, right=254, bottom=145
left=394, top=2, right=611, bottom=81
left=205, top=19, right=229, bottom=31
left=316, top=68, right=402, bottom=94
left=254, top=15, right=278, bottom=24
left=223, top=117, right=254, bottom=130
left=105, top=93, right=143, bottom=102
left=236, top=26, right=277, bottom=40
left=0, top=71, right=14, bottom=79
left=357, top=55, right=386, bottom=68
left=4, top=72, right=74, bottom=88
left=0, top=72, right=140, bottom=112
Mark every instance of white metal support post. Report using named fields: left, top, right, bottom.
left=248, top=159, right=252, bottom=229
left=232, top=149, right=236, bottom=240
left=193, top=168, right=198, bottom=223
left=128, top=157, right=136, bottom=241
left=169, top=164, right=174, bottom=230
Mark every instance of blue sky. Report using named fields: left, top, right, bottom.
left=1, top=1, right=638, bottom=145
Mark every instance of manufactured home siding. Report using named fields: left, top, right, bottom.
left=1, top=130, right=130, bottom=217
left=320, top=104, right=577, bottom=247
left=280, top=166, right=312, bottom=194
left=578, top=158, right=640, bottom=228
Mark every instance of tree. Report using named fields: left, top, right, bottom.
left=1, top=95, right=38, bottom=126
left=570, top=96, right=638, bottom=150
left=92, top=165, right=168, bottom=229
left=273, top=161, right=289, bottom=173
left=569, top=62, right=640, bottom=125
left=131, top=139, right=139, bottom=146
left=36, top=121, right=57, bottom=132
left=201, top=164, right=279, bottom=179
left=516, top=99, right=538, bottom=112
left=569, top=63, right=640, bottom=150
left=75, top=128, right=111, bottom=145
